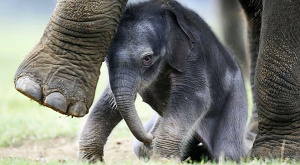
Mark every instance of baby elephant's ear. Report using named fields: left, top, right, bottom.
left=165, top=9, right=196, bottom=72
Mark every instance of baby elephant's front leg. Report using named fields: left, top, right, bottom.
left=79, top=84, right=122, bottom=162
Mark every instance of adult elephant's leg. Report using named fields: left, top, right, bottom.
left=238, top=0, right=262, bottom=141
left=79, top=84, right=122, bottom=162
left=15, top=0, right=128, bottom=117
left=251, top=0, right=300, bottom=159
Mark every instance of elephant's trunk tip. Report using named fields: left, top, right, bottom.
left=145, top=133, right=154, bottom=144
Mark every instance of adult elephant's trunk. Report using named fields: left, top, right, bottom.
left=110, top=73, right=153, bottom=144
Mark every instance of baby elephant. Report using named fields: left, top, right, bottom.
left=79, top=0, right=249, bottom=162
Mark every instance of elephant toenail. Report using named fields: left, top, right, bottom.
left=15, top=76, right=42, bottom=102
left=44, top=92, right=67, bottom=113
left=68, top=102, right=88, bottom=117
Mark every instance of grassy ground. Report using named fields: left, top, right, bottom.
left=0, top=157, right=299, bottom=165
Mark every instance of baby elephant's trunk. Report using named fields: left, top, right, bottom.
left=110, top=73, right=153, bottom=144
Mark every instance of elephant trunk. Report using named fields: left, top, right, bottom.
left=110, top=74, right=153, bottom=144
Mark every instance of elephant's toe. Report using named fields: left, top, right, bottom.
left=44, top=93, right=88, bottom=117
left=15, top=76, right=42, bottom=102
left=44, top=92, right=68, bottom=114
left=68, top=102, right=88, bottom=117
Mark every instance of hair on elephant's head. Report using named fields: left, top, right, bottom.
left=106, top=0, right=197, bottom=144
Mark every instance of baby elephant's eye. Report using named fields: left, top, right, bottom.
left=142, top=55, right=154, bottom=66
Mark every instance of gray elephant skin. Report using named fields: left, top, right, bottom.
left=14, top=0, right=300, bottom=163
left=79, top=0, right=248, bottom=162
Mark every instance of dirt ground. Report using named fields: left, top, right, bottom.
left=0, top=136, right=139, bottom=163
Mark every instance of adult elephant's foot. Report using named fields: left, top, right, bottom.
left=14, top=0, right=128, bottom=117
left=251, top=137, right=300, bottom=160
left=15, top=34, right=101, bottom=117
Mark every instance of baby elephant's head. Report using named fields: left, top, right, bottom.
left=106, top=0, right=196, bottom=144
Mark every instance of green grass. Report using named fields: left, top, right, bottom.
left=0, top=157, right=299, bottom=165
left=0, top=158, right=90, bottom=165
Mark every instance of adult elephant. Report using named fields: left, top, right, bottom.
left=15, top=0, right=300, bottom=161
